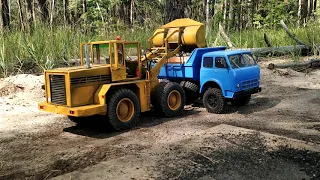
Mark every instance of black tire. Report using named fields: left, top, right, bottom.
left=106, top=88, right=140, bottom=131
left=203, top=88, right=226, bottom=114
left=151, top=82, right=186, bottom=117
left=180, top=81, right=199, bottom=92
left=180, top=81, right=199, bottom=102
left=231, top=95, right=251, bottom=106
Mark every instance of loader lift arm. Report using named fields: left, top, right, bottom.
left=141, top=28, right=183, bottom=91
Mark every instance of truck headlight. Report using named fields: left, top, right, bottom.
left=236, top=84, right=240, bottom=88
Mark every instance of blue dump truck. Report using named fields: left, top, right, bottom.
left=157, top=46, right=262, bottom=114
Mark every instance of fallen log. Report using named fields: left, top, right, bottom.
left=267, top=58, right=320, bottom=69
left=238, top=45, right=311, bottom=57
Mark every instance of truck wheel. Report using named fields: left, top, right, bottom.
left=107, top=88, right=140, bottom=131
left=151, top=82, right=185, bottom=117
left=180, top=81, right=199, bottom=92
left=203, top=88, right=226, bottom=114
left=231, top=95, right=251, bottom=106
left=180, top=81, right=199, bottom=102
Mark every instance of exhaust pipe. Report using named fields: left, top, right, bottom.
left=84, top=44, right=91, bottom=68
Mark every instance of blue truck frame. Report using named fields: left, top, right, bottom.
left=157, top=46, right=262, bottom=113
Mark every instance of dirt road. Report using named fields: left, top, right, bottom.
left=0, top=58, right=320, bottom=180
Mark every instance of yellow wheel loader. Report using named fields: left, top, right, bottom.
left=38, top=18, right=206, bottom=131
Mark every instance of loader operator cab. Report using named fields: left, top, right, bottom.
left=80, top=40, right=142, bottom=81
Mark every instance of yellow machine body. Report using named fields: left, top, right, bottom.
left=38, top=40, right=152, bottom=117
left=38, top=18, right=206, bottom=130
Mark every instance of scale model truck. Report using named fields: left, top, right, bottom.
left=38, top=18, right=261, bottom=131
left=156, top=46, right=262, bottom=114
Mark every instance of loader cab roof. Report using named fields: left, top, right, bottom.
left=203, top=50, right=252, bottom=57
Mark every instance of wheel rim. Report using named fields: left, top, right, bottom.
left=207, top=95, right=218, bottom=108
left=116, top=98, right=134, bottom=122
left=167, top=90, right=182, bottom=111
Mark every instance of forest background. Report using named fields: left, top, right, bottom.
left=0, top=0, right=319, bottom=77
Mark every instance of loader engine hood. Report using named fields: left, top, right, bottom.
left=44, top=65, right=111, bottom=107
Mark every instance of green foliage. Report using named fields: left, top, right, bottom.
left=253, top=0, right=298, bottom=29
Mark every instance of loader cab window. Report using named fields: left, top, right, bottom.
left=92, top=43, right=110, bottom=64
left=124, top=43, right=140, bottom=78
left=117, top=43, right=124, bottom=65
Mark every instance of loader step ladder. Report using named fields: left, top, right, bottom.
left=145, top=81, right=151, bottom=109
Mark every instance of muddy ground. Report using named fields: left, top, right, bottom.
left=0, top=57, right=320, bottom=180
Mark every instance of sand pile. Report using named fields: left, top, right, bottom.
left=0, top=74, right=45, bottom=116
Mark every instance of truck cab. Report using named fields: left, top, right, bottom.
left=200, top=50, right=261, bottom=100
left=199, top=50, right=261, bottom=113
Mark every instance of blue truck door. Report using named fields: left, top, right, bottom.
left=200, top=56, right=233, bottom=95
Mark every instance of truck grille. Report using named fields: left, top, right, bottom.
left=49, top=74, right=66, bottom=105
left=241, top=79, right=258, bottom=90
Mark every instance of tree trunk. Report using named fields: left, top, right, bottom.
left=210, top=0, right=215, bottom=17
left=223, top=0, right=228, bottom=28
left=309, top=0, right=314, bottom=16
left=202, top=0, right=206, bottom=20
left=1, top=0, right=10, bottom=29
left=237, top=0, right=242, bottom=31
left=38, top=0, right=49, bottom=23
left=206, top=0, right=209, bottom=36
left=250, top=0, right=255, bottom=27
left=26, top=0, right=33, bottom=30
left=82, top=0, right=87, bottom=32
left=300, top=0, right=308, bottom=24
left=164, top=0, right=186, bottom=23
left=63, top=0, right=69, bottom=25
left=314, top=0, right=317, bottom=12
left=228, top=0, right=234, bottom=30
left=50, top=0, right=55, bottom=27
left=82, top=0, right=86, bottom=14
left=130, top=0, right=134, bottom=29
left=32, top=0, right=35, bottom=24
left=17, top=0, right=24, bottom=32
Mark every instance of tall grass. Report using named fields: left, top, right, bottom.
left=208, top=24, right=320, bottom=49
left=1, top=21, right=320, bottom=78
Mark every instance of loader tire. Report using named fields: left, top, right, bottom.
left=203, top=88, right=226, bottom=114
left=151, top=82, right=185, bottom=117
left=107, top=88, right=140, bottom=131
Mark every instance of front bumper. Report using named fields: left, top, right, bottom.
left=38, top=102, right=107, bottom=117
left=233, top=87, right=262, bottom=99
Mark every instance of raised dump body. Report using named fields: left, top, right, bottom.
left=157, top=46, right=227, bottom=81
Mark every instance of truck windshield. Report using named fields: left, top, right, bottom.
left=228, top=53, right=257, bottom=69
